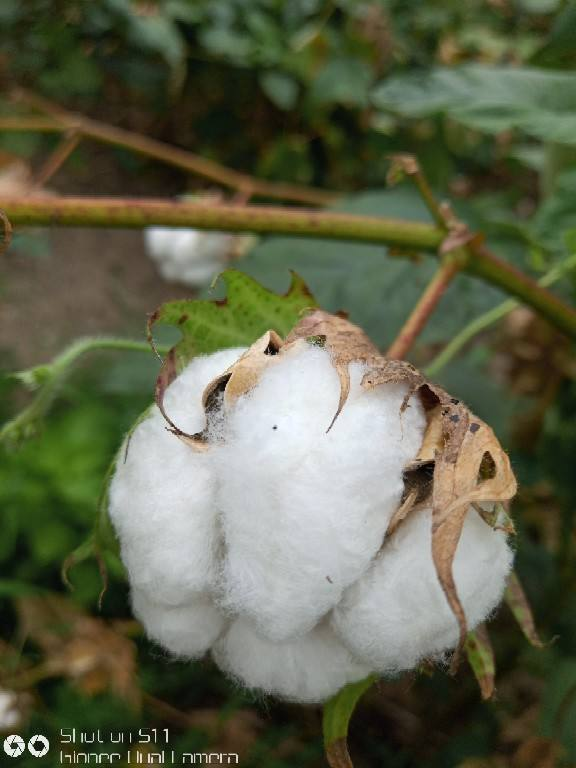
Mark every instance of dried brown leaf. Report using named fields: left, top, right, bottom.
left=361, top=355, right=516, bottom=661
left=326, top=738, right=354, bottom=768
left=17, top=595, right=140, bottom=706
left=286, top=309, right=380, bottom=431
left=203, top=330, right=283, bottom=410
left=465, top=624, right=496, bottom=700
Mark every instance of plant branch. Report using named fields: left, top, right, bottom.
left=386, top=257, right=462, bottom=359
left=7, top=88, right=337, bottom=206
left=385, top=154, right=465, bottom=357
left=387, top=154, right=447, bottom=228
left=425, top=252, right=576, bottom=377
left=1, top=194, right=575, bottom=341
left=0, top=194, right=444, bottom=248
left=1, top=336, right=166, bottom=448
left=30, top=129, right=81, bottom=190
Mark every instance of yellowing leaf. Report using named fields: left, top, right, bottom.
left=505, top=571, right=544, bottom=648
left=465, top=624, right=496, bottom=700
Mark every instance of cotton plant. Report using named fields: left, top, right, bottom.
left=109, top=274, right=519, bottom=708
left=2, top=268, right=541, bottom=768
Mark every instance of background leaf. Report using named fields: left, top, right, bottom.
left=373, top=65, right=576, bottom=144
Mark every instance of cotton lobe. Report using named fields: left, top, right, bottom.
left=109, top=343, right=514, bottom=703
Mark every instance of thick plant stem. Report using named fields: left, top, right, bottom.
left=0, top=195, right=444, bottom=249
left=425, top=252, right=576, bottom=377
left=386, top=258, right=462, bottom=359
left=6, top=89, right=336, bottom=206
left=466, top=242, right=576, bottom=340
left=1, top=194, right=576, bottom=341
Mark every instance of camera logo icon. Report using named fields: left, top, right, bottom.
left=28, top=735, right=50, bottom=757
left=3, top=733, right=50, bottom=758
left=3, top=735, right=25, bottom=757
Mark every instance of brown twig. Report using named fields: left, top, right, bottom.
left=7, top=88, right=337, bottom=206
left=385, top=155, right=467, bottom=358
left=386, top=257, right=461, bottom=359
left=29, top=129, right=81, bottom=190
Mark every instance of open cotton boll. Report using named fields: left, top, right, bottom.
left=109, top=348, right=245, bottom=604
left=132, top=589, right=225, bottom=659
left=332, top=507, right=514, bottom=673
left=215, top=344, right=426, bottom=641
left=212, top=617, right=371, bottom=704
left=144, top=227, right=233, bottom=287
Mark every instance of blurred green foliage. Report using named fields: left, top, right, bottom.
left=1, top=1, right=576, bottom=766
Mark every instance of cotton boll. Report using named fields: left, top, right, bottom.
left=109, top=348, right=245, bottom=605
left=212, top=617, right=371, bottom=704
left=145, top=227, right=178, bottom=262
left=132, top=589, right=225, bottom=659
left=145, top=227, right=233, bottom=287
left=215, top=345, right=426, bottom=641
left=332, top=507, right=514, bottom=673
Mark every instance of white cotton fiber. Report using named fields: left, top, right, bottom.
left=214, top=345, right=426, bottom=641
left=132, top=589, right=225, bottom=659
left=110, top=337, right=515, bottom=704
left=109, top=349, right=245, bottom=604
left=212, top=617, right=371, bottom=704
left=145, top=228, right=233, bottom=287
left=332, top=507, right=514, bottom=673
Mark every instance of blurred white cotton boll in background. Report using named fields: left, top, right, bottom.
left=212, top=618, right=371, bottom=704
left=332, top=507, right=514, bottom=674
left=145, top=227, right=234, bottom=287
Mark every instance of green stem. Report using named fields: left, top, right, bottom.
left=1, top=336, right=166, bottom=447
left=1, top=195, right=576, bottom=340
left=425, top=253, right=576, bottom=377
left=0, top=195, right=443, bottom=250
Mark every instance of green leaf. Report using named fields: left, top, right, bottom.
left=148, top=269, right=317, bottom=371
left=0, top=579, right=47, bottom=597
left=259, top=71, right=299, bottom=111
left=127, top=14, right=186, bottom=72
left=323, top=675, right=377, bottom=768
left=373, top=65, right=576, bottom=145
left=148, top=269, right=317, bottom=438
left=532, top=168, right=576, bottom=252
left=309, top=58, right=373, bottom=108
left=539, top=654, right=576, bottom=760
left=465, top=625, right=496, bottom=700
